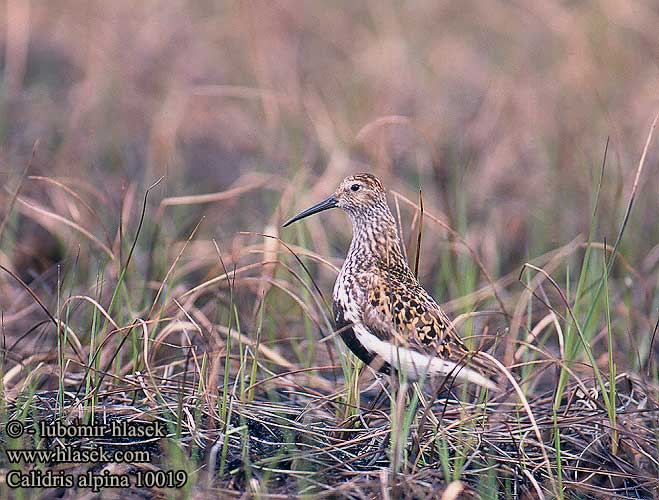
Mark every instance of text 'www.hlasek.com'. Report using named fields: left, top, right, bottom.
left=3, top=418, right=187, bottom=492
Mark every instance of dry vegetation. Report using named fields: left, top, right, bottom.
left=1, top=1, right=659, bottom=499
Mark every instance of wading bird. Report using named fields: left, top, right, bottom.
left=283, top=173, right=496, bottom=391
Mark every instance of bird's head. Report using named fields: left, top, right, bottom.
left=283, top=173, right=387, bottom=227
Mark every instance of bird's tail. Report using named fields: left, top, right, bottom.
left=385, top=343, right=499, bottom=391
left=427, top=354, right=498, bottom=391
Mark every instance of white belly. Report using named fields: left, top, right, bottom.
left=352, top=323, right=496, bottom=389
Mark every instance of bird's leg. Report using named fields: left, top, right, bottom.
left=388, top=372, right=409, bottom=481
left=414, top=382, right=440, bottom=428
left=358, top=354, right=390, bottom=414
left=363, top=361, right=393, bottom=416
left=408, top=381, right=443, bottom=470
left=339, top=360, right=380, bottom=436
left=366, top=384, right=388, bottom=414
left=337, top=363, right=393, bottom=443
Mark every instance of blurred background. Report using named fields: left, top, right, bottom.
left=0, top=0, right=658, bottom=364
left=2, top=4, right=659, bottom=495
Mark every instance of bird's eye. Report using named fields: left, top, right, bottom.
left=350, top=184, right=360, bottom=192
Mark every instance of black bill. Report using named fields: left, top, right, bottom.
left=282, top=195, right=338, bottom=227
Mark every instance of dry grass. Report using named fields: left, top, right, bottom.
left=1, top=1, right=659, bottom=498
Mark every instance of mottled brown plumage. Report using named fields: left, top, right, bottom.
left=284, top=173, right=496, bottom=390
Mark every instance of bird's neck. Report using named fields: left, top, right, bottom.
left=345, top=202, right=407, bottom=272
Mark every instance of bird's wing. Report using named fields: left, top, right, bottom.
left=357, top=272, right=461, bottom=358
left=356, top=272, right=499, bottom=389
